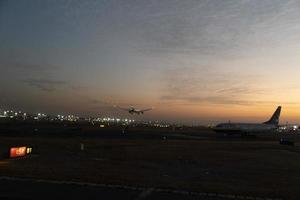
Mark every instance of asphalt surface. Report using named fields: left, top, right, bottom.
left=0, top=177, right=274, bottom=200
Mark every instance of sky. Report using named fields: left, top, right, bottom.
left=1, top=0, right=300, bottom=124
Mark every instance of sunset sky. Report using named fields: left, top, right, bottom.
left=1, top=0, right=300, bottom=124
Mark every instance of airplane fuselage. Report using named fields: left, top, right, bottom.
left=214, top=123, right=278, bottom=134
left=117, top=106, right=152, bottom=115
left=214, top=106, right=281, bottom=135
left=129, top=109, right=143, bottom=115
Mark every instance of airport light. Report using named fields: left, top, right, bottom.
left=26, top=147, right=32, bottom=154
left=9, top=146, right=32, bottom=158
left=9, top=147, right=27, bottom=158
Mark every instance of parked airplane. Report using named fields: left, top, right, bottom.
left=116, top=106, right=153, bottom=115
left=214, top=106, right=281, bottom=135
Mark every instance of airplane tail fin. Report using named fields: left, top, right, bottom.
left=263, top=106, right=281, bottom=125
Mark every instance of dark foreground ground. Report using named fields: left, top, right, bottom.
left=0, top=123, right=299, bottom=200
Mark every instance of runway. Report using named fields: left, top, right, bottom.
left=0, top=128, right=294, bottom=199
left=0, top=176, right=281, bottom=200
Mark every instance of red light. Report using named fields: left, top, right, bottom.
left=10, top=147, right=27, bottom=158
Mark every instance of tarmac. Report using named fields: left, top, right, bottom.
left=0, top=176, right=281, bottom=200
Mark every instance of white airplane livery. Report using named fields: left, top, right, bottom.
left=214, top=106, right=281, bottom=134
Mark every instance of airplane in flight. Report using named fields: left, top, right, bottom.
left=116, top=106, right=153, bottom=115
left=214, top=106, right=281, bottom=135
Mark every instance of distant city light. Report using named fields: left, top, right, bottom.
left=0, top=107, right=176, bottom=128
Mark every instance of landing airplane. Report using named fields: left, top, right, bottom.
left=214, top=106, right=281, bottom=135
left=116, top=106, right=153, bottom=115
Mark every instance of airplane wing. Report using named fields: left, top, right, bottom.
left=140, top=108, right=153, bottom=112
left=115, top=106, right=130, bottom=111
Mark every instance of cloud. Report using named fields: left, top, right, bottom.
left=161, top=95, right=252, bottom=106
left=160, top=95, right=296, bottom=107
left=0, top=60, right=60, bottom=72
left=160, top=66, right=269, bottom=106
left=216, top=87, right=264, bottom=95
left=128, top=1, right=251, bottom=56
left=10, top=63, right=59, bottom=71
left=69, top=85, right=88, bottom=91
left=23, top=79, right=66, bottom=92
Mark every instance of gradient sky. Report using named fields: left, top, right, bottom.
left=1, top=0, right=300, bottom=124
